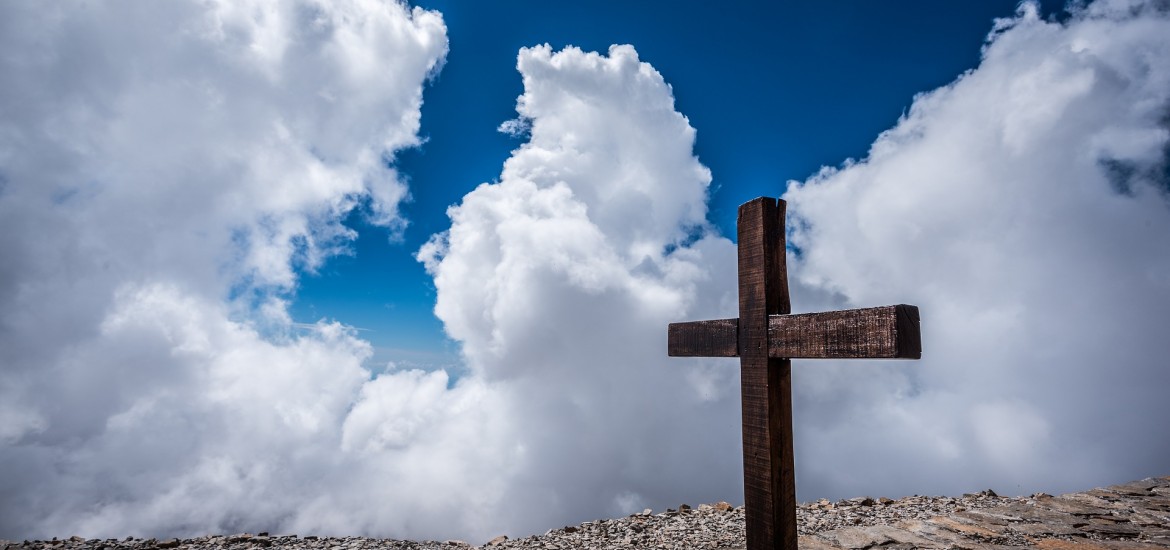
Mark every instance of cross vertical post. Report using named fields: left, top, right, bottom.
left=737, top=197, right=796, bottom=550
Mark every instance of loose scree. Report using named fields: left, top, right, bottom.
left=667, top=197, right=922, bottom=550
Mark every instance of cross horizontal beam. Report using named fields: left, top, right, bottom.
left=667, top=304, right=921, bottom=359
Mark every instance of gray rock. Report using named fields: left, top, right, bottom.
left=9, top=477, right=1170, bottom=550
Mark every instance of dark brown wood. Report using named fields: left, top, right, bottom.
left=768, top=305, right=921, bottom=359
left=667, top=305, right=922, bottom=359
left=664, top=196, right=921, bottom=550
left=668, top=319, right=737, bottom=357
left=737, top=197, right=796, bottom=550
left=894, top=304, right=922, bottom=359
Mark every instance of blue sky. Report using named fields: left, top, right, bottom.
left=4, top=0, right=1170, bottom=543
left=292, top=0, right=1066, bottom=369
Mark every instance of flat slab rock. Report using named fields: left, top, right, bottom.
left=4, top=477, right=1168, bottom=550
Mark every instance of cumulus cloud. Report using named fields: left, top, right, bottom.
left=784, top=0, right=1170, bottom=500
left=0, top=0, right=450, bottom=539
left=417, top=43, right=743, bottom=537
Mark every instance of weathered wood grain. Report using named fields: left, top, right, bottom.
left=768, top=305, right=922, bottom=359
left=737, top=197, right=797, bottom=550
left=666, top=305, right=921, bottom=359
left=668, top=319, right=738, bottom=357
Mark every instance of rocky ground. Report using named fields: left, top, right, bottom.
left=4, top=477, right=1168, bottom=550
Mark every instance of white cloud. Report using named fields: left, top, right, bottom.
left=0, top=0, right=450, bottom=540
left=784, top=0, right=1170, bottom=499
left=417, top=43, right=743, bottom=537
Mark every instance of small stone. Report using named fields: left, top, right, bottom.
left=678, top=504, right=691, bottom=512
left=562, top=526, right=577, bottom=533
left=156, top=540, right=179, bottom=549
left=713, top=501, right=733, bottom=512
left=485, top=535, right=507, bottom=546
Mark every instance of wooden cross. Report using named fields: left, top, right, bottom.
left=667, top=197, right=921, bottom=550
